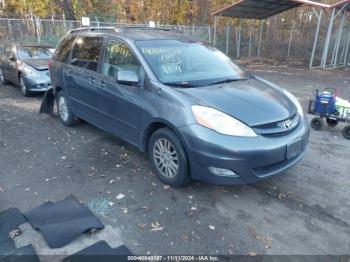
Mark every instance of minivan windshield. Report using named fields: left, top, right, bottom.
left=18, top=47, right=52, bottom=60
left=135, top=40, right=250, bottom=87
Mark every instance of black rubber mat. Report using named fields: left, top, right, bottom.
left=1, top=245, right=40, bottom=262
left=63, top=241, right=133, bottom=262
left=25, top=196, right=104, bottom=248
left=0, top=208, right=27, bottom=256
left=0, top=208, right=26, bottom=241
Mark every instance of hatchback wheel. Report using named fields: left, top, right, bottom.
left=19, top=75, right=31, bottom=96
left=56, top=91, right=79, bottom=126
left=342, top=126, right=350, bottom=140
left=148, top=128, right=190, bottom=187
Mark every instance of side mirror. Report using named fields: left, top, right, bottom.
left=117, top=71, right=139, bottom=85
left=9, top=56, right=16, bottom=62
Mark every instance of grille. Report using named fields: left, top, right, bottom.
left=253, top=114, right=300, bottom=137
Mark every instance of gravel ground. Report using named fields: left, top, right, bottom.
left=0, top=64, right=350, bottom=260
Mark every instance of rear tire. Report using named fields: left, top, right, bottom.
left=56, top=91, right=79, bottom=126
left=342, top=126, right=350, bottom=140
left=326, top=118, right=338, bottom=127
left=148, top=128, right=190, bottom=187
left=311, top=117, right=324, bottom=130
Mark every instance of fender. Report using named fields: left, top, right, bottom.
left=39, top=86, right=55, bottom=116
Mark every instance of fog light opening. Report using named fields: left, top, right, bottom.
left=209, top=167, right=239, bottom=177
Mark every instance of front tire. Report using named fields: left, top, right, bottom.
left=19, top=75, right=30, bottom=96
left=148, top=128, right=190, bottom=187
left=56, top=91, right=79, bottom=126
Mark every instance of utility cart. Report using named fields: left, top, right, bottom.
left=308, top=89, right=350, bottom=140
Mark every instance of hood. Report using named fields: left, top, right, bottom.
left=176, top=78, right=297, bottom=127
left=23, top=59, right=49, bottom=70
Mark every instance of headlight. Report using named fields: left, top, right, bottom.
left=192, top=105, right=257, bottom=137
left=283, top=90, right=304, bottom=117
left=22, top=65, right=41, bottom=78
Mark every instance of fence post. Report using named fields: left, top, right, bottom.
left=248, top=24, right=253, bottom=57
left=331, top=12, right=345, bottom=67
left=321, top=8, right=336, bottom=68
left=287, top=23, right=295, bottom=59
left=237, top=22, right=241, bottom=58
left=343, top=24, right=350, bottom=66
left=208, top=25, right=211, bottom=43
left=213, top=16, right=218, bottom=46
left=225, top=22, right=230, bottom=55
left=34, top=17, right=41, bottom=44
left=310, top=9, right=323, bottom=69
left=257, top=20, right=264, bottom=56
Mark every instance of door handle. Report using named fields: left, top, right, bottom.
left=100, top=81, right=106, bottom=88
left=89, top=77, right=96, bottom=84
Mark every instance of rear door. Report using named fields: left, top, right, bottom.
left=64, top=36, right=104, bottom=123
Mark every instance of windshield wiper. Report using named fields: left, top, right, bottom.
left=207, top=78, right=247, bottom=86
left=163, top=82, right=197, bottom=88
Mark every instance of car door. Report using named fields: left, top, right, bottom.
left=95, top=38, right=144, bottom=144
left=63, top=36, right=105, bottom=124
left=6, top=47, right=19, bottom=83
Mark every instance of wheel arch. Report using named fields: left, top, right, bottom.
left=143, top=120, right=189, bottom=155
left=143, top=119, right=192, bottom=182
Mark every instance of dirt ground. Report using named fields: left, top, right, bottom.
left=0, top=64, right=350, bottom=260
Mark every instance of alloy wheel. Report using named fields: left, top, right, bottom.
left=153, top=138, right=179, bottom=178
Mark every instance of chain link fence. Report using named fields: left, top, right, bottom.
left=213, top=23, right=321, bottom=63
left=0, top=18, right=211, bottom=47
left=0, top=17, right=349, bottom=66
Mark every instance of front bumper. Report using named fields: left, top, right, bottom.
left=179, top=117, right=310, bottom=185
left=23, top=76, right=51, bottom=92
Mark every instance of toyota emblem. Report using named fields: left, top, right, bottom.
left=284, top=120, right=292, bottom=129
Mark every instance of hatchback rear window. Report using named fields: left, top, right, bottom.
left=71, top=37, right=103, bottom=72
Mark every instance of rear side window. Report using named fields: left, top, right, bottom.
left=54, top=35, right=76, bottom=63
left=71, top=37, right=103, bottom=72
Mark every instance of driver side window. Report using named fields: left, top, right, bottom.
left=102, top=39, right=140, bottom=79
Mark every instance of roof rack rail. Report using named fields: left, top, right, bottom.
left=67, top=27, right=119, bottom=34
left=67, top=26, right=183, bottom=35
left=122, top=26, right=183, bottom=33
